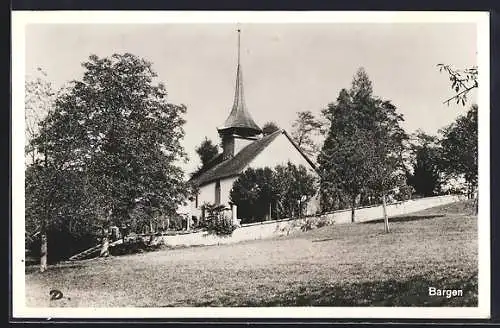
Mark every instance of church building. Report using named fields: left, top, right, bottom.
left=189, top=29, right=320, bottom=223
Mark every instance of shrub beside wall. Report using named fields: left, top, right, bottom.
left=202, top=203, right=238, bottom=237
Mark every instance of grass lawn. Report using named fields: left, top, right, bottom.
left=25, top=200, right=478, bottom=307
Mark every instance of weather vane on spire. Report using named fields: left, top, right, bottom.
left=237, top=27, right=241, bottom=66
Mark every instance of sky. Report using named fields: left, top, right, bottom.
left=25, top=22, right=478, bottom=174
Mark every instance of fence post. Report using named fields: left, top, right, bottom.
left=382, top=194, right=390, bottom=233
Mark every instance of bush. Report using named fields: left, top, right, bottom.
left=315, top=216, right=331, bottom=228
left=300, top=216, right=333, bottom=232
left=300, top=218, right=315, bottom=232
left=168, top=214, right=185, bottom=231
left=203, top=203, right=238, bottom=237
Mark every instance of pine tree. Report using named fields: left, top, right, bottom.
left=318, top=68, right=407, bottom=230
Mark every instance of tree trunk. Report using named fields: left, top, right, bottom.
left=100, top=226, right=109, bottom=257
left=475, top=191, right=479, bottom=215
left=382, top=194, right=390, bottom=233
left=40, top=232, right=48, bottom=273
left=100, top=235, right=109, bottom=257
left=351, top=197, right=356, bottom=223
left=466, top=180, right=473, bottom=199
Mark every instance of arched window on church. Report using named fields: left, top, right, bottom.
left=215, top=180, right=221, bottom=205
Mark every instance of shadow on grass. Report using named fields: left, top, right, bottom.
left=178, top=273, right=477, bottom=307
left=312, top=238, right=335, bottom=243
left=362, top=214, right=445, bottom=224
left=25, top=261, right=91, bottom=275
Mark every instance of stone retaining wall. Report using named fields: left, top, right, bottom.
left=323, top=194, right=464, bottom=224
left=160, top=194, right=464, bottom=248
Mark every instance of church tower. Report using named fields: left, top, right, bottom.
left=218, top=29, right=262, bottom=160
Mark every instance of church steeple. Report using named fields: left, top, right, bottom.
left=218, top=29, right=262, bottom=139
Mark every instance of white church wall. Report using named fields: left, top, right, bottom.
left=249, top=133, right=314, bottom=173
left=220, top=177, right=237, bottom=206
left=194, top=176, right=238, bottom=209
left=198, top=181, right=215, bottom=207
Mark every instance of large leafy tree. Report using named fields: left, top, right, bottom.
left=26, top=162, right=100, bottom=266
left=229, top=167, right=276, bottom=224
left=30, top=53, right=190, bottom=258
left=273, top=162, right=317, bottom=219
left=25, top=68, right=58, bottom=272
left=318, top=68, right=407, bottom=228
left=230, top=163, right=317, bottom=223
left=365, top=99, right=408, bottom=232
left=439, top=104, right=478, bottom=198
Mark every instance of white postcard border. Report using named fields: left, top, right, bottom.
left=11, top=10, right=491, bottom=319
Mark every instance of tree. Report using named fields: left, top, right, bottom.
left=29, top=53, right=190, bottom=258
left=273, top=162, right=317, bottom=219
left=229, top=167, right=276, bottom=223
left=195, top=137, right=219, bottom=168
left=407, top=132, right=442, bottom=197
left=364, top=99, right=408, bottom=233
left=439, top=104, right=478, bottom=198
left=319, top=76, right=373, bottom=220
left=25, top=68, right=56, bottom=165
left=26, top=162, right=100, bottom=266
left=25, top=68, right=58, bottom=272
left=291, top=111, right=322, bottom=159
left=437, top=64, right=478, bottom=106
left=318, top=68, right=407, bottom=230
left=229, top=163, right=317, bottom=223
left=25, top=162, right=53, bottom=272
left=262, top=121, right=280, bottom=135
left=319, top=125, right=374, bottom=220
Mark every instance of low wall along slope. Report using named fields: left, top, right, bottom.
left=323, top=195, right=463, bottom=224
left=161, top=195, right=463, bottom=248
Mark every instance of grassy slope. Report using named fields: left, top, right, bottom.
left=25, top=200, right=478, bottom=307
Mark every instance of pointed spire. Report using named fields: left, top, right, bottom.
left=218, top=28, right=262, bottom=137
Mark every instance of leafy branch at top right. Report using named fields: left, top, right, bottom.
left=437, top=64, right=478, bottom=106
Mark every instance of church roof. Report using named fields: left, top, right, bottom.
left=190, top=130, right=282, bottom=186
left=217, top=30, right=261, bottom=136
left=190, top=129, right=317, bottom=187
